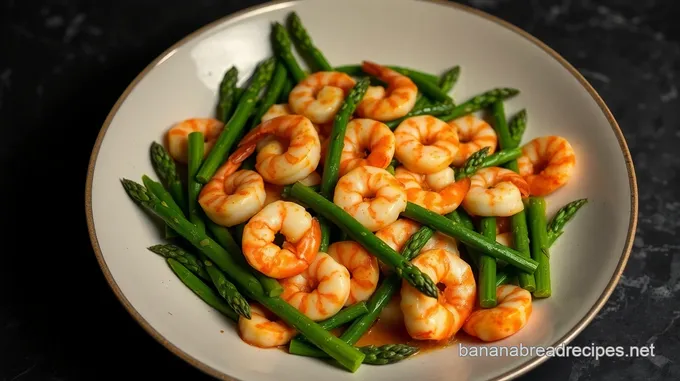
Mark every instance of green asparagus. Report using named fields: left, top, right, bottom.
left=287, top=182, right=438, bottom=299
left=196, top=57, right=275, bottom=183
left=278, top=75, right=294, bottom=103
left=187, top=132, right=206, bottom=232
left=547, top=198, right=588, bottom=246
left=440, top=88, right=519, bottom=122
left=249, top=61, right=289, bottom=129
left=455, top=146, right=490, bottom=180
left=289, top=302, right=368, bottom=347
left=216, top=66, right=239, bottom=122
left=288, top=12, right=333, bottom=71
left=334, top=65, right=439, bottom=84
left=491, top=100, right=536, bottom=291
left=204, top=260, right=251, bottom=319
left=439, top=65, right=460, bottom=94
left=148, top=244, right=210, bottom=281
left=360, top=344, right=420, bottom=365
left=150, top=142, right=187, bottom=216
left=122, top=179, right=365, bottom=372
left=385, top=102, right=455, bottom=129
left=528, top=197, right=551, bottom=298
left=479, top=147, right=522, bottom=169
left=272, top=22, right=307, bottom=82
left=167, top=258, right=238, bottom=321
left=509, top=109, right=527, bottom=146
left=478, top=218, right=497, bottom=308
left=402, top=202, right=538, bottom=273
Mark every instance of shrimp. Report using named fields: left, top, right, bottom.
left=393, top=115, right=459, bottom=174
left=496, top=217, right=511, bottom=234
left=395, top=166, right=470, bottom=215
left=462, top=167, right=530, bottom=217
left=400, top=249, right=476, bottom=341
left=288, top=72, right=356, bottom=124
left=198, top=167, right=266, bottom=227
left=227, top=115, right=321, bottom=185
left=375, top=218, right=459, bottom=274
left=261, top=103, right=331, bottom=146
left=166, top=118, right=223, bottom=163
left=356, top=61, right=418, bottom=121
left=517, top=136, right=576, bottom=196
left=462, top=285, right=532, bottom=342
left=241, top=200, right=321, bottom=279
left=333, top=166, right=407, bottom=232
left=327, top=241, right=380, bottom=305
left=496, top=232, right=514, bottom=247
left=238, top=304, right=296, bottom=348
left=447, top=115, right=498, bottom=166
left=279, top=252, right=351, bottom=321
left=338, top=118, right=396, bottom=176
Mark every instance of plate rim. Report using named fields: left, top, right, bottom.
left=84, top=0, right=639, bottom=380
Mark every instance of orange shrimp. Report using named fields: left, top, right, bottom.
left=462, top=167, right=530, bottom=217
left=241, top=200, right=320, bottom=279
left=356, top=61, right=418, bottom=121
left=333, top=166, right=407, bottom=232
left=447, top=115, right=498, bottom=166
left=288, top=72, right=356, bottom=124
left=166, top=118, right=223, bottom=163
left=327, top=241, right=380, bottom=305
left=225, top=115, right=321, bottom=185
left=338, top=118, right=396, bottom=176
left=198, top=167, right=266, bottom=227
left=400, top=249, right=476, bottom=340
left=279, top=252, right=351, bottom=321
left=238, top=304, right=296, bottom=348
left=462, top=285, right=532, bottom=342
left=393, top=115, right=459, bottom=174
left=517, top=136, right=576, bottom=196
left=394, top=166, right=470, bottom=215
left=495, top=232, right=514, bottom=247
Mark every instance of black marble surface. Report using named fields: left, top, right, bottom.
left=1, top=0, right=678, bottom=380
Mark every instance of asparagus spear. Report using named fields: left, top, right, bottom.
left=249, top=61, right=289, bottom=130
left=278, top=75, right=294, bottom=103
left=509, top=109, right=527, bottom=146
left=386, top=165, right=395, bottom=175
left=166, top=258, right=238, bottom=321
left=528, top=197, right=551, bottom=298
left=196, top=57, right=276, bottom=183
left=122, top=179, right=365, bottom=371
left=148, top=244, right=210, bottom=282
left=399, top=226, right=435, bottom=261
left=402, top=202, right=539, bottom=273
left=287, top=183, right=439, bottom=299
left=547, top=198, right=588, bottom=246
left=440, top=88, right=519, bottom=122
left=289, top=341, right=419, bottom=365
left=445, top=209, right=480, bottom=270
left=272, top=22, right=307, bottom=82
left=385, top=102, right=454, bottom=129
left=491, top=100, right=536, bottom=291
left=478, top=218, right=497, bottom=308
left=150, top=142, right=187, bottom=216
left=479, top=147, right=522, bottom=169
left=216, top=66, right=239, bottom=122
left=205, top=219, right=283, bottom=297
left=289, top=302, right=368, bottom=347
left=288, top=12, right=333, bottom=72
left=455, top=147, right=490, bottom=181
left=187, top=132, right=206, bottom=232
left=395, top=69, right=452, bottom=104
left=203, top=260, right=251, bottom=319
left=439, top=65, right=460, bottom=94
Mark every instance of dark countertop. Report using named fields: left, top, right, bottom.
left=1, top=0, right=678, bottom=379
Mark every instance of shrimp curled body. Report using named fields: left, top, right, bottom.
left=327, top=241, right=380, bottom=305
left=333, top=166, right=407, bottom=232
left=198, top=168, right=266, bottom=227
left=279, top=252, right=351, bottom=321
left=238, top=304, right=296, bottom=348
left=517, top=136, right=576, bottom=196
left=339, top=118, right=396, bottom=176
left=356, top=61, right=418, bottom=121
left=394, top=116, right=459, bottom=174
left=288, top=72, right=356, bottom=124
left=447, top=115, right=498, bottom=166
left=462, top=285, right=532, bottom=341
left=395, top=166, right=470, bottom=215
left=166, top=118, right=223, bottom=163
left=400, top=249, right=476, bottom=341
left=241, top=200, right=321, bottom=279
left=462, top=167, right=530, bottom=217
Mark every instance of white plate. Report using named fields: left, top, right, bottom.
left=85, top=0, right=638, bottom=380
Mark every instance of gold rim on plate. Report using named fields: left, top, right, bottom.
left=84, top=1, right=638, bottom=380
